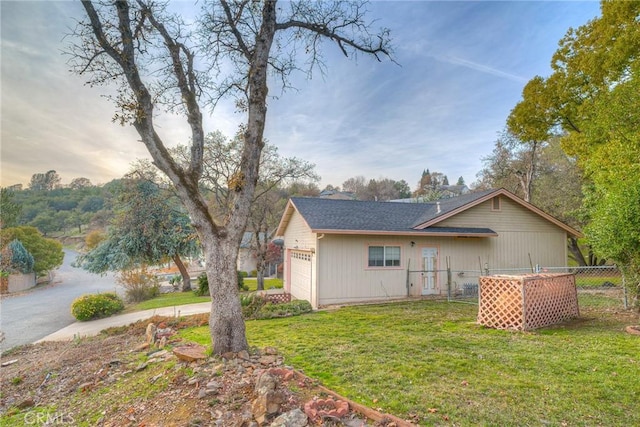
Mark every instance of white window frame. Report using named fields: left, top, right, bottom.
left=367, top=245, right=401, bottom=268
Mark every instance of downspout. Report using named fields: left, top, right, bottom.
left=406, top=258, right=411, bottom=297
left=314, top=234, right=325, bottom=309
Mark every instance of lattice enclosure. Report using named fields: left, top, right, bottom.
left=478, top=274, right=579, bottom=331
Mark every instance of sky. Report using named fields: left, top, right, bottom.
left=1, top=1, right=602, bottom=191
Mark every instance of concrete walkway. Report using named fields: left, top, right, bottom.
left=36, top=302, right=211, bottom=343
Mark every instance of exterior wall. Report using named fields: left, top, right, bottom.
left=437, top=197, right=568, bottom=268
left=316, top=235, right=409, bottom=306
left=237, top=248, right=257, bottom=274
left=282, top=210, right=317, bottom=253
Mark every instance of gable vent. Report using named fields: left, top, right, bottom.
left=492, top=196, right=501, bottom=211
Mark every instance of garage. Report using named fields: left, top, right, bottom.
left=287, top=250, right=313, bottom=304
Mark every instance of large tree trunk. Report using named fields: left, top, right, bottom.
left=256, top=259, right=265, bottom=291
left=203, top=236, right=248, bottom=354
left=568, top=237, right=588, bottom=266
left=173, top=254, right=192, bottom=292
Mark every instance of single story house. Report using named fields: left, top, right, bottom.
left=237, top=232, right=259, bottom=275
left=275, top=188, right=582, bottom=308
left=237, top=231, right=278, bottom=277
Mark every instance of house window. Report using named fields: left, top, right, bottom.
left=368, top=245, right=401, bottom=267
left=491, top=196, right=501, bottom=211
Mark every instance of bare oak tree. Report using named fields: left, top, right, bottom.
left=68, top=0, right=392, bottom=354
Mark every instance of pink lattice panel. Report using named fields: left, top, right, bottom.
left=265, top=292, right=292, bottom=304
left=478, top=274, right=579, bottom=331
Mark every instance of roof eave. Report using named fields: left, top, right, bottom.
left=310, top=228, right=498, bottom=238
left=275, top=200, right=296, bottom=236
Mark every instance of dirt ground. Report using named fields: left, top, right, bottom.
left=0, top=314, right=413, bottom=427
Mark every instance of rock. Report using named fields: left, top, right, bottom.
left=204, top=380, right=222, bottom=395
left=259, top=355, right=278, bottom=366
left=173, top=345, right=208, bottom=362
left=266, top=368, right=294, bottom=382
left=263, top=346, right=278, bottom=355
left=626, top=325, right=640, bottom=336
left=135, top=362, right=149, bottom=372
left=206, top=380, right=222, bottom=390
left=145, top=323, right=157, bottom=345
left=304, top=398, right=349, bottom=421
left=255, top=372, right=277, bottom=394
left=17, top=398, right=35, bottom=409
left=135, top=342, right=150, bottom=351
left=77, top=382, right=94, bottom=392
left=148, top=349, right=168, bottom=357
left=269, top=408, right=308, bottom=427
left=1, top=359, right=18, bottom=367
left=252, top=391, right=285, bottom=424
left=342, top=418, right=369, bottom=427
left=221, top=351, right=236, bottom=360
left=156, top=326, right=174, bottom=339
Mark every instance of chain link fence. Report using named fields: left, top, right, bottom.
left=440, top=265, right=631, bottom=311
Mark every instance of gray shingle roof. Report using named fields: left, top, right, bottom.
left=289, top=189, right=498, bottom=234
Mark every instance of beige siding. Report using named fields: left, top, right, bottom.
left=317, top=235, right=410, bottom=306
left=436, top=197, right=568, bottom=268
left=282, top=210, right=316, bottom=252
left=439, top=197, right=561, bottom=234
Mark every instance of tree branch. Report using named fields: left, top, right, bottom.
left=276, top=19, right=391, bottom=61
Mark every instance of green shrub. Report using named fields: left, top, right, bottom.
left=250, top=270, right=257, bottom=277
left=239, top=271, right=248, bottom=278
left=253, top=299, right=312, bottom=319
left=194, top=271, right=248, bottom=296
left=169, top=274, right=182, bottom=290
left=194, top=272, right=209, bottom=296
left=240, top=293, right=267, bottom=318
left=238, top=271, right=248, bottom=291
left=71, top=293, right=124, bottom=321
left=117, top=266, right=160, bottom=303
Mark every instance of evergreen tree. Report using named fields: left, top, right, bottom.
left=6, top=239, right=35, bottom=273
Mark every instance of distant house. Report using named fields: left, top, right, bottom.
left=237, top=231, right=278, bottom=277
left=435, top=184, right=470, bottom=198
left=319, top=189, right=356, bottom=200
left=275, top=188, right=581, bottom=308
left=391, top=184, right=470, bottom=203
left=237, top=232, right=258, bottom=275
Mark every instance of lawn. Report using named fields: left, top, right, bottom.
left=126, top=292, right=210, bottom=312
left=126, top=277, right=283, bottom=311
left=180, top=300, right=639, bottom=426
left=243, top=277, right=283, bottom=292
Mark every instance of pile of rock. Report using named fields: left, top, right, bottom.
left=169, top=344, right=370, bottom=426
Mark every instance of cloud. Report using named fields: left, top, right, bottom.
left=1, top=1, right=602, bottom=190
left=429, top=53, right=528, bottom=84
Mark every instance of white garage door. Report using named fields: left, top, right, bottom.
left=289, top=250, right=312, bottom=303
